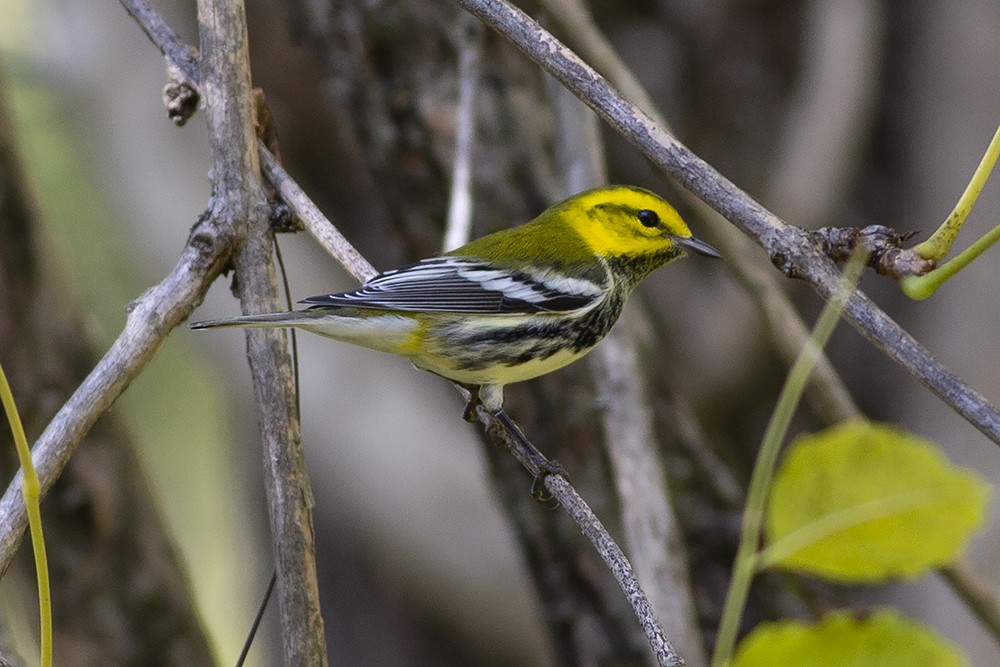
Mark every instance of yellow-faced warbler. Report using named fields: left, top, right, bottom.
left=193, top=185, right=719, bottom=489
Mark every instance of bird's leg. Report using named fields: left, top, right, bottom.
left=461, top=384, right=481, bottom=423
left=493, top=409, right=567, bottom=500
left=462, top=384, right=567, bottom=498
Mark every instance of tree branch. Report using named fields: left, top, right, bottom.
left=0, top=222, right=230, bottom=577
left=473, top=405, right=684, bottom=666
left=196, top=0, right=327, bottom=663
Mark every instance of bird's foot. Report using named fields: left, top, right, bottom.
left=529, top=457, right=568, bottom=501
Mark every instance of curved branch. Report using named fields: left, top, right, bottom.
left=473, top=405, right=684, bottom=667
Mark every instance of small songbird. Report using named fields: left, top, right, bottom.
left=192, top=185, right=720, bottom=486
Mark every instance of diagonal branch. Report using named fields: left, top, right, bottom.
left=122, top=0, right=200, bottom=83
left=455, top=0, right=1000, bottom=445
left=0, top=221, right=231, bottom=577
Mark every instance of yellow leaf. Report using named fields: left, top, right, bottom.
left=762, top=420, right=991, bottom=582
left=733, top=609, right=966, bottom=667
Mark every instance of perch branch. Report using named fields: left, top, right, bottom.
left=474, top=405, right=685, bottom=667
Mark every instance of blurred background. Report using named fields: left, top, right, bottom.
left=0, top=0, right=998, bottom=665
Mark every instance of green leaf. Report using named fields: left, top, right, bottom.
left=732, top=609, right=966, bottom=667
left=761, top=420, right=991, bottom=582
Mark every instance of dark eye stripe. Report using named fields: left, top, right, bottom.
left=637, top=209, right=660, bottom=228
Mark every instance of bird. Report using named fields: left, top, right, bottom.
left=192, top=185, right=720, bottom=491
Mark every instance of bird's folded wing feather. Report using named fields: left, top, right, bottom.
left=299, top=257, right=606, bottom=314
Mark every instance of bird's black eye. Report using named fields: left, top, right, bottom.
left=637, top=209, right=660, bottom=228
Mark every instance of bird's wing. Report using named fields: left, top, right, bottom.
left=299, top=257, right=606, bottom=314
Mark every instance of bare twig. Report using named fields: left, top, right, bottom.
left=940, top=561, right=1000, bottom=647
left=455, top=0, right=1000, bottom=446
left=258, top=146, right=376, bottom=282
left=443, top=12, right=482, bottom=252
left=551, top=472, right=684, bottom=667
left=196, top=0, right=327, bottom=663
left=474, top=405, right=685, bottom=667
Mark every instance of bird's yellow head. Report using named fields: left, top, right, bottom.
left=557, top=185, right=719, bottom=261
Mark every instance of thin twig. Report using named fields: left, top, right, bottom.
left=236, top=570, right=278, bottom=667
left=258, top=146, right=376, bottom=282
left=196, top=0, right=327, bottom=663
left=474, top=405, right=685, bottom=667
left=454, top=0, right=1000, bottom=446
left=551, top=472, right=684, bottom=667
left=442, top=12, right=482, bottom=252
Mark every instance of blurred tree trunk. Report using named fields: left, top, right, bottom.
left=0, top=62, right=216, bottom=667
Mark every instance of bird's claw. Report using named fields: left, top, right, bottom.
left=530, top=458, right=568, bottom=501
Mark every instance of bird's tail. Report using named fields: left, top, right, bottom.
left=190, top=310, right=328, bottom=331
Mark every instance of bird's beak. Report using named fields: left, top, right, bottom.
left=672, top=235, right=722, bottom=259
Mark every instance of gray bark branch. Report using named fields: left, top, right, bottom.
left=196, top=0, right=328, bottom=663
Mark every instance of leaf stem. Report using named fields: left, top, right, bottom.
left=711, top=252, right=866, bottom=667
left=901, top=124, right=1000, bottom=300
left=0, top=363, right=51, bottom=667
left=902, top=216, right=1000, bottom=300
left=913, top=124, right=1000, bottom=262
